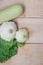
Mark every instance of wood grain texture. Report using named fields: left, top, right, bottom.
left=16, top=18, right=43, bottom=43
left=0, top=0, right=43, bottom=65
left=0, top=18, right=43, bottom=65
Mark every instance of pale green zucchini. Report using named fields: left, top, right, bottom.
left=0, top=4, right=23, bottom=24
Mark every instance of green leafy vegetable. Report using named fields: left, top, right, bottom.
left=17, top=42, right=25, bottom=47
left=0, top=37, right=24, bottom=62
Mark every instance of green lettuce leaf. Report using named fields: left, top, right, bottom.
left=0, top=37, right=24, bottom=62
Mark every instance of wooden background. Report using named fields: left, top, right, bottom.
left=0, top=0, right=43, bottom=65
left=0, top=0, right=43, bottom=17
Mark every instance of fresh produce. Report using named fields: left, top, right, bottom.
left=0, top=22, right=17, bottom=41
left=0, top=37, right=24, bottom=62
left=15, top=29, right=29, bottom=42
left=0, top=4, right=23, bottom=24
left=0, top=4, right=29, bottom=62
left=0, top=21, right=28, bottom=63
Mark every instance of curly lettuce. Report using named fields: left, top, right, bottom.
left=0, top=37, right=24, bottom=62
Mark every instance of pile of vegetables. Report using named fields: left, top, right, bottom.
left=0, top=4, right=29, bottom=62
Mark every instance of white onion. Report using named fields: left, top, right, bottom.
left=0, top=21, right=17, bottom=41
left=15, top=29, right=29, bottom=42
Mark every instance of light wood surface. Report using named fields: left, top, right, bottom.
left=0, top=0, right=43, bottom=65
left=0, top=0, right=43, bottom=17
left=16, top=18, right=43, bottom=43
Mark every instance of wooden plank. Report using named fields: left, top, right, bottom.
left=0, top=0, right=43, bottom=17
left=16, top=18, right=43, bottom=43
left=25, top=0, right=43, bottom=17
left=0, top=44, right=43, bottom=65
left=0, top=0, right=43, bottom=65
